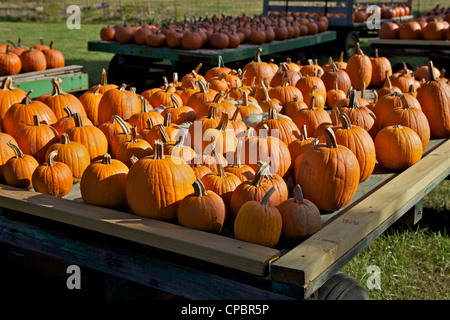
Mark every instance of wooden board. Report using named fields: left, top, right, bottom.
left=369, top=38, right=450, bottom=47
left=270, top=138, right=450, bottom=288
left=0, top=184, right=279, bottom=277
left=87, top=31, right=337, bottom=65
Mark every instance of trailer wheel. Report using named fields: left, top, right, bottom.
left=342, top=31, right=360, bottom=58
left=318, top=272, right=370, bottom=300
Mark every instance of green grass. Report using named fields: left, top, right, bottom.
left=0, top=20, right=448, bottom=300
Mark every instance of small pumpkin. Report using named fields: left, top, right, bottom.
left=0, top=47, right=22, bottom=76
left=374, top=125, right=423, bottom=171
left=41, top=40, right=65, bottom=69
left=78, top=84, right=103, bottom=126
left=80, top=153, right=129, bottom=209
left=234, top=186, right=282, bottom=248
left=224, top=139, right=255, bottom=182
left=115, top=125, right=154, bottom=167
left=45, top=133, right=91, bottom=183
left=32, top=150, right=73, bottom=197
left=277, top=184, right=321, bottom=243
left=97, top=83, right=141, bottom=124
left=0, top=133, right=18, bottom=181
left=177, top=179, right=226, bottom=234
left=3, top=140, right=39, bottom=190
left=292, top=96, right=332, bottom=138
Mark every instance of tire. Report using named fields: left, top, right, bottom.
left=342, top=31, right=360, bottom=58
left=318, top=272, right=370, bottom=300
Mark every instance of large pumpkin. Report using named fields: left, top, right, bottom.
left=45, top=78, right=87, bottom=120
left=242, top=48, right=277, bottom=87
left=346, top=42, right=372, bottom=90
left=254, top=107, right=300, bottom=146
left=416, top=61, right=450, bottom=138
left=125, top=140, right=197, bottom=221
left=97, top=83, right=141, bottom=124
left=294, top=127, right=360, bottom=212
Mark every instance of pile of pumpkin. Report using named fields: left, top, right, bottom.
left=270, top=3, right=411, bottom=22
left=0, top=38, right=65, bottom=76
left=100, top=13, right=329, bottom=50
left=0, top=46, right=449, bottom=249
left=379, top=12, right=450, bottom=40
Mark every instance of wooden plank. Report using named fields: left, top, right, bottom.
left=0, top=65, right=84, bottom=82
left=369, top=38, right=450, bottom=47
left=0, top=184, right=280, bottom=276
left=270, top=138, right=450, bottom=287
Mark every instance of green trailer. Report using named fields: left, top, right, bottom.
left=0, top=65, right=89, bottom=98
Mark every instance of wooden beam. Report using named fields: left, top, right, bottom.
left=0, top=185, right=280, bottom=276
left=270, top=138, right=450, bottom=287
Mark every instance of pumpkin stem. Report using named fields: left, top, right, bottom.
left=339, top=112, right=352, bottom=129
left=0, top=77, right=14, bottom=91
left=146, top=117, right=154, bottom=130
left=212, top=148, right=226, bottom=178
left=33, top=114, right=40, bottom=126
left=232, top=139, right=243, bottom=168
left=324, top=127, right=338, bottom=149
left=63, top=106, right=74, bottom=118
left=102, top=153, right=113, bottom=164
left=139, top=96, right=150, bottom=112
left=428, top=60, right=437, bottom=82
left=46, top=150, right=58, bottom=167
left=400, top=94, right=411, bottom=110
left=61, top=133, right=71, bottom=144
left=348, top=90, right=359, bottom=109
left=250, top=161, right=270, bottom=187
left=163, top=112, right=172, bottom=127
left=194, top=63, right=202, bottom=74
left=100, top=68, right=108, bottom=86
left=20, top=90, right=33, bottom=105
left=231, top=105, right=241, bottom=121
left=216, top=111, right=229, bottom=131
left=393, top=124, right=403, bottom=129
left=115, top=115, right=130, bottom=134
left=192, top=179, right=208, bottom=197
left=153, top=140, right=165, bottom=159
left=254, top=48, right=262, bottom=63
left=268, top=107, right=277, bottom=120
left=130, top=125, right=138, bottom=142
left=208, top=105, right=218, bottom=119
left=91, top=84, right=102, bottom=95
left=157, top=125, right=171, bottom=143
left=72, top=113, right=83, bottom=127
left=7, top=140, right=24, bottom=158
left=260, top=186, right=276, bottom=206
left=51, top=77, right=65, bottom=96
left=293, top=184, right=304, bottom=204
left=197, top=79, right=208, bottom=93
left=261, top=79, right=271, bottom=101
left=356, top=42, right=364, bottom=55
left=308, top=95, right=316, bottom=110
left=300, top=124, right=308, bottom=141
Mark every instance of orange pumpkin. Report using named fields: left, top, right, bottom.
left=97, top=83, right=141, bottom=124
left=346, top=42, right=372, bottom=90
left=3, top=140, right=39, bottom=190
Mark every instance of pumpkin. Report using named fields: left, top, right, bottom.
left=242, top=48, right=277, bottom=86
left=125, top=139, right=197, bottom=221
left=200, top=148, right=242, bottom=210
left=177, top=78, right=200, bottom=105
left=2, top=90, right=57, bottom=137
left=294, top=127, right=360, bottom=212
left=387, top=63, right=417, bottom=93
left=0, top=47, right=22, bottom=76
left=98, top=115, right=132, bottom=144
left=234, top=91, right=262, bottom=118
left=382, top=94, right=431, bottom=149
left=195, top=92, right=237, bottom=120
left=204, top=56, right=231, bottom=81
left=416, top=61, right=450, bottom=138
left=33, top=37, right=50, bottom=51
left=115, top=22, right=135, bottom=44
left=207, top=72, right=229, bottom=92
left=32, top=150, right=73, bottom=197
left=97, top=83, right=141, bottom=124
left=142, top=114, right=180, bottom=148
left=300, top=59, right=324, bottom=77
left=45, top=133, right=90, bottom=183
left=177, top=179, right=226, bottom=234
left=288, top=124, right=317, bottom=164
left=257, top=80, right=283, bottom=113
left=66, top=113, right=108, bottom=161
left=296, top=70, right=327, bottom=103
left=190, top=154, right=213, bottom=179
left=127, top=96, right=164, bottom=133
left=45, top=78, right=87, bottom=119
left=243, top=126, right=291, bottom=179
left=78, top=84, right=103, bottom=126
left=100, top=25, right=116, bottom=41
left=320, top=60, right=352, bottom=95
left=284, top=95, right=307, bottom=119
left=370, top=48, right=392, bottom=88
left=328, top=113, right=376, bottom=182
left=373, top=91, right=414, bottom=128
left=377, top=70, right=402, bottom=98
left=163, top=134, right=196, bottom=164
left=224, top=139, right=255, bottom=182
left=270, top=62, right=301, bottom=87
left=336, top=89, right=379, bottom=139
left=268, top=78, right=303, bottom=107
left=19, top=48, right=47, bottom=72
left=186, top=79, right=219, bottom=114
left=88, top=68, right=118, bottom=94
left=148, top=84, right=182, bottom=109
left=326, top=78, right=347, bottom=109
left=80, top=153, right=129, bottom=208
left=161, top=94, right=196, bottom=125
left=201, top=111, right=237, bottom=160
left=277, top=184, right=321, bottom=243
left=292, top=96, right=332, bottom=137
left=0, top=132, right=17, bottom=181
left=254, top=106, right=300, bottom=146
left=374, top=125, right=423, bottom=170
left=6, top=38, right=29, bottom=56
left=346, top=42, right=372, bottom=90
left=51, top=106, right=93, bottom=136
left=0, top=77, right=27, bottom=121
left=3, top=140, right=39, bottom=189
left=41, top=41, right=65, bottom=69
left=15, top=114, right=59, bottom=163
left=234, top=186, right=282, bottom=248
left=116, top=125, right=154, bottom=167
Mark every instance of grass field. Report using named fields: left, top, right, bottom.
left=0, top=18, right=448, bottom=300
